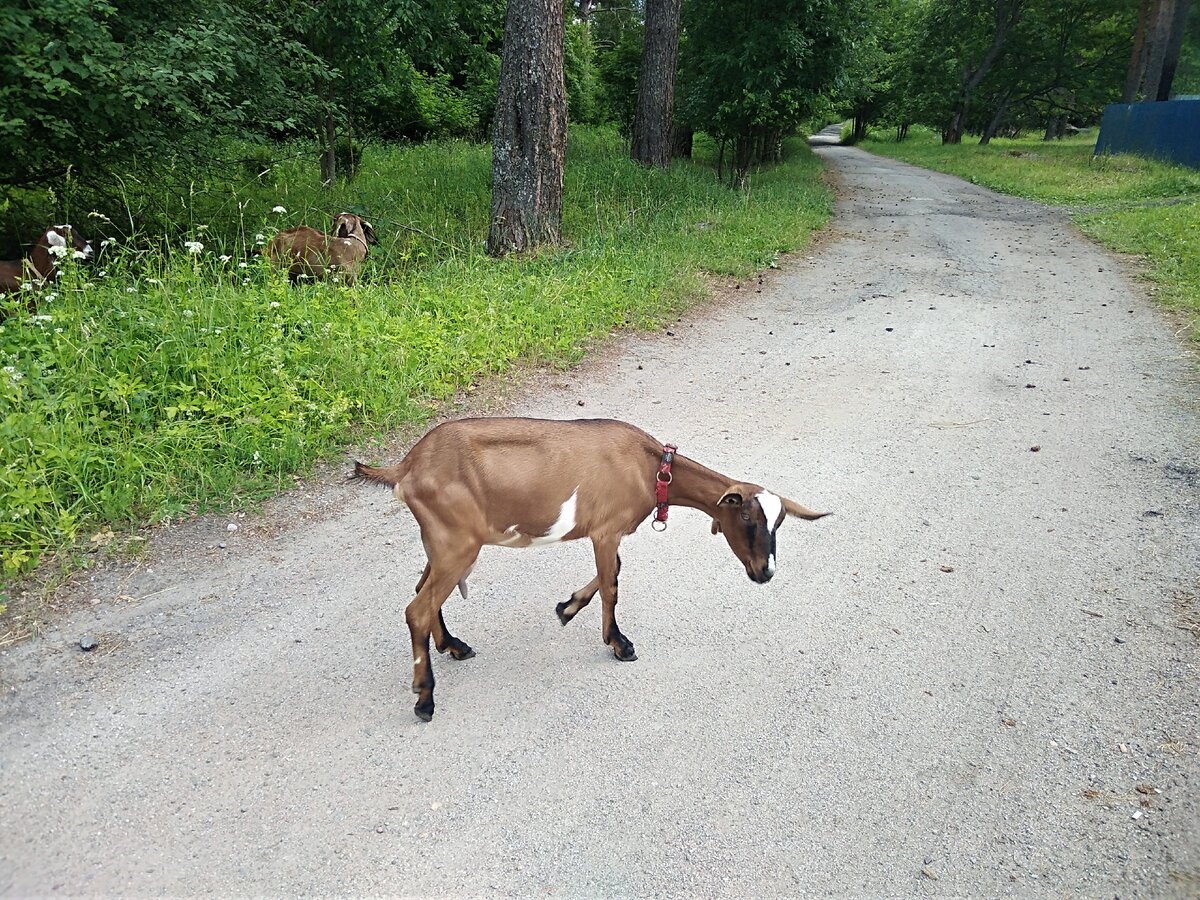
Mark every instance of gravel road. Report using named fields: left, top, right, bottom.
left=2, top=133, right=1197, bottom=897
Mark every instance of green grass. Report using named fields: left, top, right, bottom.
left=0, top=127, right=831, bottom=580
left=860, top=126, right=1200, bottom=337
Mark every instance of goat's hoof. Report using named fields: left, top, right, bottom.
left=414, top=700, right=434, bottom=722
left=555, top=600, right=574, bottom=626
left=610, top=637, right=638, bottom=662
left=449, top=644, right=475, bottom=661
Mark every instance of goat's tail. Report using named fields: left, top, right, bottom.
left=351, top=460, right=408, bottom=488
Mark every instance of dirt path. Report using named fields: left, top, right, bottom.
left=2, top=134, right=1197, bottom=897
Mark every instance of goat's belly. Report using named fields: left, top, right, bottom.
left=488, top=490, right=580, bottom=548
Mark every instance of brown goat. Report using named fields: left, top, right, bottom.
left=354, top=417, right=829, bottom=721
left=266, top=213, right=377, bottom=285
left=0, top=225, right=92, bottom=308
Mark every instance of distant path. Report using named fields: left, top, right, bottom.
left=2, top=133, right=1197, bottom=896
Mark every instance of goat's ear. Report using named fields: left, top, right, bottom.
left=362, top=220, right=378, bottom=244
left=782, top=497, right=830, bottom=520
left=45, top=229, right=66, bottom=248
left=710, top=518, right=722, bottom=535
left=718, top=489, right=743, bottom=507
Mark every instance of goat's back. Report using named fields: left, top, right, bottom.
left=401, top=418, right=662, bottom=536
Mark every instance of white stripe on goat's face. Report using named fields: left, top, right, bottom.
left=756, top=491, right=783, bottom=532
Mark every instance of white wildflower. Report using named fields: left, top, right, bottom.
left=3, top=366, right=22, bottom=383
left=54, top=327, right=63, bottom=334
left=218, top=255, right=232, bottom=263
left=183, top=240, right=204, bottom=255
left=254, top=233, right=266, bottom=244
left=100, top=238, right=117, bottom=247
left=272, top=205, right=287, bottom=214
left=126, top=287, right=137, bottom=294
left=269, top=301, right=280, bottom=308
left=182, top=309, right=195, bottom=318
left=32, top=314, right=53, bottom=323
left=196, top=225, right=209, bottom=232
left=252, top=451, right=262, bottom=465
left=45, top=293, right=57, bottom=302
left=98, top=270, right=107, bottom=277
left=48, top=244, right=69, bottom=259
left=242, top=278, right=250, bottom=286
left=147, top=279, right=161, bottom=286
left=238, top=261, right=248, bottom=269
left=72, top=250, right=87, bottom=260
left=19, top=282, right=32, bottom=291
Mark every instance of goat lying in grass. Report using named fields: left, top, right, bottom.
left=0, top=225, right=92, bottom=308
left=355, top=417, right=829, bottom=721
left=266, top=212, right=377, bottom=285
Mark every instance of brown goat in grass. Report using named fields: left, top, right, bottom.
left=266, top=213, right=377, bottom=285
left=354, top=417, right=829, bottom=721
left=0, top=225, right=92, bottom=308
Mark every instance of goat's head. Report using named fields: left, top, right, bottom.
left=27, top=225, right=91, bottom=281
left=710, top=485, right=828, bottom=584
left=333, top=213, right=377, bottom=247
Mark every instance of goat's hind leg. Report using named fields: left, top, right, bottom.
left=406, top=547, right=480, bottom=721
left=421, top=562, right=476, bottom=660
left=434, top=608, right=475, bottom=660
left=556, top=574, right=600, bottom=625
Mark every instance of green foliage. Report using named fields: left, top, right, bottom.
left=593, top=7, right=645, bottom=134
left=565, top=21, right=603, bottom=125
left=0, top=127, right=831, bottom=578
left=878, top=0, right=1135, bottom=141
left=862, top=127, right=1200, bottom=338
left=0, top=0, right=322, bottom=189
left=679, top=0, right=860, bottom=178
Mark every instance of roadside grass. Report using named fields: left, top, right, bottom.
left=0, top=127, right=831, bottom=582
left=860, top=127, right=1200, bottom=339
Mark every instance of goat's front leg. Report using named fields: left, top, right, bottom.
left=556, top=575, right=600, bottom=625
left=593, top=539, right=636, bottom=661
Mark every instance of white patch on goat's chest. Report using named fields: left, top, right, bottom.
left=497, top=490, right=579, bottom=547
left=757, top=491, right=783, bottom=531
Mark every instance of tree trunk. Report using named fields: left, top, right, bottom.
left=732, top=131, right=754, bottom=188
left=487, top=0, right=568, bottom=257
left=1043, top=113, right=1065, bottom=140
left=1141, top=0, right=1178, bottom=100
left=980, top=98, right=1011, bottom=144
left=630, top=0, right=683, bottom=167
left=672, top=126, right=693, bottom=159
left=1123, top=0, right=1156, bottom=102
left=1157, top=0, right=1192, bottom=100
left=320, top=106, right=337, bottom=185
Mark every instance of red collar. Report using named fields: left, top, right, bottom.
left=653, top=444, right=677, bottom=531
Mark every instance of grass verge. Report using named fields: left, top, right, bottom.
left=860, top=127, right=1200, bottom=339
left=0, top=127, right=830, bottom=587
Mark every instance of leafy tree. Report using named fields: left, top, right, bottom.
left=0, top=0, right=320, bottom=190
left=679, top=0, right=859, bottom=184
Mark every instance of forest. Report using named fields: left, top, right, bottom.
left=1, top=0, right=1170, bottom=243
left=0, top=0, right=1182, bottom=579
